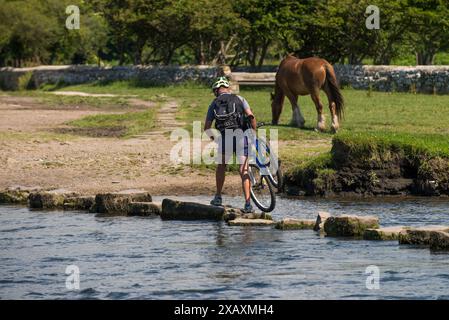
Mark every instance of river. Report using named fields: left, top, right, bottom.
left=1, top=196, right=448, bottom=299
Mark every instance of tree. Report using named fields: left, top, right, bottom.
left=189, top=0, right=241, bottom=65
left=0, top=0, right=59, bottom=67
left=233, top=0, right=305, bottom=69
left=407, top=0, right=449, bottom=65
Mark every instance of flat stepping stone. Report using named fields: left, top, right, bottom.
left=29, top=189, right=78, bottom=209
left=429, top=231, right=449, bottom=251
left=275, top=218, right=315, bottom=230
left=0, top=186, right=42, bottom=204
left=128, top=202, right=161, bottom=216
left=63, top=196, right=95, bottom=211
left=228, top=218, right=276, bottom=227
left=223, top=207, right=271, bottom=221
left=324, top=215, right=380, bottom=237
left=399, top=225, right=449, bottom=245
left=93, top=190, right=152, bottom=215
left=363, top=226, right=411, bottom=240
left=161, top=198, right=225, bottom=220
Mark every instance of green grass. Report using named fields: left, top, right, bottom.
left=5, top=89, right=132, bottom=109
left=67, top=108, right=157, bottom=138
left=334, top=131, right=449, bottom=159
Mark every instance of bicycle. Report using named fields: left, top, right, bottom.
left=246, top=122, right=282, bottom=213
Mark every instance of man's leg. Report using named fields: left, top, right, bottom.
left=211, top=152, right=228, bottom=206
left=216, top=162, right=226, bottom=196
left=240, top=156, right=250, bottom=204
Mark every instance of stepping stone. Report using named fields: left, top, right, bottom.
left=93, top=190, right=152, bottom=215
left=275, top=218, right=315, bottom=230
left=0, top=186, right=42, bottom=204
left=29, top=189, right=78, bottom=209
left=161, top=199, right=225, bottom=220
left=324, top=215, right=380, bottom=237
left=363, top=226, right=411, bottom=241
left=223, top=207, right=272, bottom=221
left=63, top=196, right=95, bottom=211
left=128, top=202, right=161, bottom=216
left=313, top=211, right=331, bottom=231
left=398, top=225, right=449, bottom=245
left=429, top=231, right=449, bottom=251
left=228, top=218, right=276, bottom=227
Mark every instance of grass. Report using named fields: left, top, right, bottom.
left=334, top=131, right=449, bottom=159
left=5, top=89, right=132, bottom=109
left=66, top=108, right=157, bottom=138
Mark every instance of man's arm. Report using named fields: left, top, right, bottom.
left=204, top=119, right=212, bottom=131
left=244, top=107, right=257, bottom=130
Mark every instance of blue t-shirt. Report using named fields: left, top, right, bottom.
left=206, top=93, right=250, bottom=122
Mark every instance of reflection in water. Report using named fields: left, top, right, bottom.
left=1, top=195, right=449, bottom=299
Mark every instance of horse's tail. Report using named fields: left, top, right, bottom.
left=324, top=64, right=344, bottom=120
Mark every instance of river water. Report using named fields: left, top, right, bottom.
left=1, top=196, right=448, bottom=300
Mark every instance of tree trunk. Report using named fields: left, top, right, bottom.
left=416, top=50, right=435, bottom=65
left=163, top=47, right=175, bottom=65
left=257, top=40, right=271, bottom=69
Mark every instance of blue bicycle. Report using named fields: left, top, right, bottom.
left=247, top=122, right=282, bottom=212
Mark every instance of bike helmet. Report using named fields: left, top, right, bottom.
left=212, top=76, right=230, bottom=91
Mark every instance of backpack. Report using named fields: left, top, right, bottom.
left=212, top=94, right=245, bottom=132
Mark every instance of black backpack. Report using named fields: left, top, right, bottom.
left=212, top=94, right=245, bottom=132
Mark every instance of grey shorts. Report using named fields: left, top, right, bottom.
left=216, top=132, right=249, bottom=164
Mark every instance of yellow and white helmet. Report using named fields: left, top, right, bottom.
left=212, top=76, right=230, bottom=91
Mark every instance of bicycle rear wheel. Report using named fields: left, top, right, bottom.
left=249, top=164, right=276, bottom=212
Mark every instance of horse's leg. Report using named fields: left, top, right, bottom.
left=323, top=86, right=339, bottom=133
left=271, top=89, right=285, bottom=125
left=286, top=93, right=305, bottom=128
left=310, top=91, right=326, bottom=132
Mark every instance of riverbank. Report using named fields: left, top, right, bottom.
left=285, top=132, right=449, bottom=197
left=1, top=82, right=449, bottom=198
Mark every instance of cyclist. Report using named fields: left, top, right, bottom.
left=204, top=76, right=257, bottom=213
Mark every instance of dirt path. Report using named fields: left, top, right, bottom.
left=0, top=94, right=242, bottom=197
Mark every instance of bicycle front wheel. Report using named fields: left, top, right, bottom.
left=249, top=164, right=276, bottom=212
left=255, top=138, right=282, bottom=191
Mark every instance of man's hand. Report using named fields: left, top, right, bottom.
left=204, top=120, right=217, bottom=141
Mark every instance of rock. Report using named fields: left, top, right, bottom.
left=161, top=199, right=225, bottom=220
left=94, top=190, right=152, bottom=214
left=313, top=211, right=331, bottom=231
left=363, top=226, right=410, bottom=240
left=63, top=196, right=95, bottom=211
left=429, top=231, right=449, bottom=251
left=223, top=206, right=272, bottom=221
left=128, top=202, right=161, bottom=216
left=398, top=225, right=449, bottom=245
left=0, top=186, right=42, bottom=204
left=323, top=215, right=380, bottom=237
left=28, top=189, right=78, bottom=209
left=228, top=218, right=276, bottom=227
left=275, top=218, right=315, bottom=230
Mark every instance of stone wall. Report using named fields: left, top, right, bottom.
left=1, top=64, right=449, bottom=94
left=0, top=65, right=225, bottom=90
left=333, top=65, right=449, bottom=94
left=229, top=65, right=449, bottom=94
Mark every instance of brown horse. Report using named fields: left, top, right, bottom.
left=271, top=55, right=344, bottom=132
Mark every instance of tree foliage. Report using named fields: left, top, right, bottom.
left=1, top=0, right=448, bottom=67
